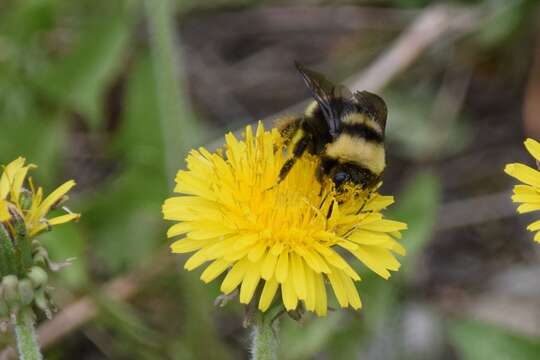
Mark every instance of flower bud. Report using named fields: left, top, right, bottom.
left=2, top=275, right=19, bottom=308
left=34, top=288, right=52, bottom=319
left=0, top=319, right=8, bottom=332
left=32, top=245, right=48, bottom=267
left=18, top=279, right=34, bottom=306
left=27, top=266, right=48, bottom=289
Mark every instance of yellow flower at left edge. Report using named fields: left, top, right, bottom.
left=0, top=157, right=80, bottom=237
left=163, top=122, right=407, bottom=316
left=505, top=138, right=540, bottom=243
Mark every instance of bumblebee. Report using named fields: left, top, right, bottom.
left=277, top=62, right=388, bottom=190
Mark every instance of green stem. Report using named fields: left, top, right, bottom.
left=13, top=308, right=42, bottom=360
left=251, top=312, right=278, bottom=360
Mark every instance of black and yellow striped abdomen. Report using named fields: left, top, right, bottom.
left=325, top=113, right=386, bottom=176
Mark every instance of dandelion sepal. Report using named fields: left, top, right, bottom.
left=10, top=208, right=33, bottom=277
left=0, top=224, right=17, bottom=277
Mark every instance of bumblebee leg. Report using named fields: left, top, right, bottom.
left=276, top=116, right=302, bottom=146
left=278, top=135, right=310, bottom=182
left=326, top=200, right=334, bottom=218
left=354, top=177, right=381, bottom=216
left=316, top=164, right=324, bottom=183
left=278, top=158, right=297, bottom=182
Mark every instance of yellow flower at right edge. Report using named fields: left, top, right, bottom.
left=505, top=138, right=540, bottom=243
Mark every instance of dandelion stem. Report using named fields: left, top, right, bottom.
left=251, top=312, right=278, bottom=360
left=13, top=308, right=43, bottom=360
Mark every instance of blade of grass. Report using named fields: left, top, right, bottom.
left=145, top=2, right=231, bottom=359
left=144, top=0, right=203, bottom=182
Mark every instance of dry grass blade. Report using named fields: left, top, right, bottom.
left=348, top=4, right=483, bottom=92
left=524, top=11, right=540, bottom=138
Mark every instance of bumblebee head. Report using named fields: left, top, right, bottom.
left=320, top=158, right=378, bottom=190
left=331, top=167, right=352, bottom=188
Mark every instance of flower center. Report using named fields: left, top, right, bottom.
left=217, top=129, right=342, bottom=252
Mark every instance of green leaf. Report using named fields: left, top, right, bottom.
left=450, top=319, right=540, bottom=360
left=388, top=171, right=441, bottom=261
left=393, top=0, right=432, bottom=8
left=80, top=54, right=166, bottom=271
left=33, top=12, right=131, bottom=129
left=112, top=54, right=165, bottom=169
left=385, top=90, right=471, bottom=161
left=473, top=0, right=525, bottom=48
left=0, top=0, right=57, bottom=42
left=91, top=203, right=163, bottom=272
left=96, top=295, right=162, bottom=348
left=145, top=0, right=205, bottom=180
left=280, top=312, right=345, bottom=360
left=0, top=118, right=66, bottom=188
left=40, top=222, right=88, bottom=289
left=360, top=276, right=400, bottom=330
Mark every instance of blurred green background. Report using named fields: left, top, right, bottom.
left=2, top=0, right=540, bottom=359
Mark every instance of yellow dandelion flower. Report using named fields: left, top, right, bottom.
left=0, top=157, right=80, bottom=237
left=162, top=123, right=407, bottom=316
left=505, top=138, right=540, bottom=243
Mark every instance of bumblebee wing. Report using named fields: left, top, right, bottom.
left=334, top=84, right=356, bottom=116
left=295, top=62, right=341, bottom=138
left=334, top=84, right=353, bottom=100
left=355, top=91, right=388, bottom=134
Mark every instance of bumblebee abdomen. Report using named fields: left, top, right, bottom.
left=341, top=113, right=384, bottom=139
left=325, top=135, right=385, bottom=175
left=340, top=123, right=383, bottom=143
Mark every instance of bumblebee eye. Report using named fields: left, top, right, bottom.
left=333, top=172, right=350, bottom=186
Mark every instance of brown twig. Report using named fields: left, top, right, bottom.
left=425, top=56, right=472, bottom=157
left=181, top=5, right=418, bottom=40
left=440, top=294, right=540, bottom=338
left=347, top=4, right=479, bottom=93
left=435, top=191, right=515, bottom=231
left=523, top=10, right=540, bottom=138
